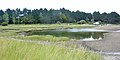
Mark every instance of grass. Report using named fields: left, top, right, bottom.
left=0, top=24, right=102, bottom=60
left=0, top=31, right=17, bottom=37
left=0, top=24, right=94, bottom=31
left=0, top=38, right=102, bottom=60
left=15, top=35, right=70, bottom=42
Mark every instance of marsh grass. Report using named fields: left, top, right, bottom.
left=0, top=31, right=17, bottom=37
left=0, top=24, right=101, bottom=60
left=15, top=35, right=70, bottom=42
left=0, top=39, right=102, bottom=60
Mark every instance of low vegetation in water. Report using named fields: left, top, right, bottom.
left=15, top=35, right=70, bottom=42
left=0, top=39, right=102, bottom=60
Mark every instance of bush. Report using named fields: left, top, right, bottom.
left=77, top=20, right=86, bottom=24
left=88, top=22, right=93, bottom=24
left=56, top=21, right=61, bottom=24
left=1, top=22, right=8, bottom=26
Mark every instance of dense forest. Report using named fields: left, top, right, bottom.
left=0, top=8, right=120, bottom=25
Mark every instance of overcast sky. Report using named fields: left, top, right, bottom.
left=0, top=0, right=120, bottom=14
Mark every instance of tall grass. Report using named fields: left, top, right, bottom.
left=0, top=24, right=101, bottom=60
left=0, top=39, right=101, bottom=60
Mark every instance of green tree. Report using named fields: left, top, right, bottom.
left=3, top=12, right=9, bottom=23
left=13, top=17, right=16, bottom=24
left=38, top=12, right=43, bottom=23
left=0, top=8, right=119, bottom=24
left=0, top=10, right=4, bottom=18
left=93, top=11, right=101, bottom=22
left=60, top=14, right=67, bottom=23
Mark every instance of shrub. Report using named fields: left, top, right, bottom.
left=77, top=20, right=86, bottom=24
left=1, top=22, right=8, bottom=26
left=56, top=21, right=61, bottom=24
left=88, top=22, right=93, bottom=24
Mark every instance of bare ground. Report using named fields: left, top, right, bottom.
left=83, top=24, right=120, bottom=60
left=85, top=32, right=120, bottom=52
left=94, top=24, right=120, bottom=31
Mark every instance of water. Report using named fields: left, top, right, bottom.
left=28, top=28, right=106, bottom=41
left=60, top=28, right=108, bottom=32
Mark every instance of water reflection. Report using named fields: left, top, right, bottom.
left=28, top=29, right=105, bottom=41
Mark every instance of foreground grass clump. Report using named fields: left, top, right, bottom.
left=16, top=35, right=70, bottom=42
left=0, top=39, right=101, bottom=60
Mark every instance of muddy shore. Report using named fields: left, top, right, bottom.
left=83, top=24, right=120, bottom=60
left=84, top=25, right=120, bottom=52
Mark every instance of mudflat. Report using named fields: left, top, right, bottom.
left=85, top=32, right=120, bottom=52
left=84, top=25, right=120, bottom=60
left=85, top=24, right=120, bottom=52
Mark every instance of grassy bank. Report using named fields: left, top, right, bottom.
left=0, top=38, right=101, bottom=60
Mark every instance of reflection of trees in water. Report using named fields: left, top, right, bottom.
left=29, top=30, right=104, bottom=40
left=70, top=32, right=92, bottom=39
left=92, top=32, right=104, bottom=39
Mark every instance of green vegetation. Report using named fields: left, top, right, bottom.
left=15, top=35, right=70, bottom=42
left=0, top=8, right=120, bottom=25
left=28, top=30, right=104, bottom=40
left=0, top=24, right=94, bottom=41
left=2, top=12, right=9, bottom=23
left=1, top=22, right=8, bottom=26
left=0, top=38, right=101, bottom=60
left=77, top=20, right=87, bottom=24
left=0, top=24, right=102, bottom=60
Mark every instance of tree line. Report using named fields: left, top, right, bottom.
left=0, top=8, right=120, bottom=25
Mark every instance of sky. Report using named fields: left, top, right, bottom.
left=0, top=0, right=120, bottom=14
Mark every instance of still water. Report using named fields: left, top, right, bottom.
left=28, top=28, right=106, bottom=41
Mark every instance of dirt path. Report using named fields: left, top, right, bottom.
left=84, top=25, right=120, bottom=60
